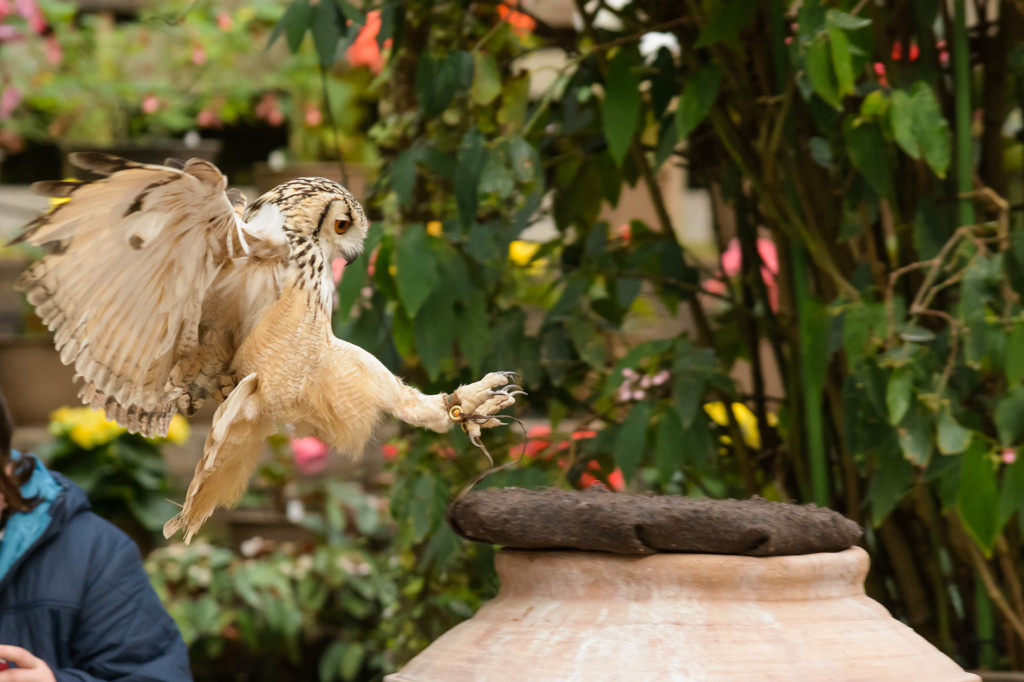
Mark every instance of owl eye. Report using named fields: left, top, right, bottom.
left=334, top=219, right=351, bottom=235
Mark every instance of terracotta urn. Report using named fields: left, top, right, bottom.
left=386, top=546, right=977, bottom=682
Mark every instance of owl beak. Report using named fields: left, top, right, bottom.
left=345, top=253, right=359, bottom=266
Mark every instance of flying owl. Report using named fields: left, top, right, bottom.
left=11, top=153, right=523, bottom=543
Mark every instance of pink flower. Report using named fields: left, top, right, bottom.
left=332, top=258, right=345, bottom=285
left=141, top=95, right=160, bottom=114
left=1003, top=449, right=1018, bottom=465
left=196, top=108, right=222, bottom=128
left=0, top=86, right=22, bottom=118
left=721, top=239, right=742, bottom=277
left=16, top=0, right=44, bottom=34
left=701, top=276, right=727, bottom=297
left=191, top=47, right=206, bottom=66
left=290, top=436, right=330, bottom=474
left=757, top=237, right=778, bottom=275
left=380, top=443, right=399, bottom=460
left=572, top=430, right=597, bottom=441
left=304, top=104, right=323, bottom=127
left=255, top=93, right=284, bottom=126
left=874, top=62, right=889, bottom=87
left=437, top=446, right=457, bottom=460
left=44, top=35, right=61, bottom=65
left=216, top=12, right=232, bottom=31
left=346, top=10, right=389, bottom=73
left=710, top=238, right=780, bottom=312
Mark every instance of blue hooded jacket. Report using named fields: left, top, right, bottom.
left=0, top=457, right=192, bottom=681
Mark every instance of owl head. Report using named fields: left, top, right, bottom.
left=247, top=177, right=369, bottom=265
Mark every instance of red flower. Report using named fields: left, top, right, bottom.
left=523, top=424, right=552, bottom=458
left=380, top=443, right=400, bottom=460
left=497, top=3, right=535, bottom=37
left=607, top=467, right=625, bottom=491
left=346, top=10, right=389, bottom=73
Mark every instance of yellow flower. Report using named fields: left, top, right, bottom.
left=704, top=401, right=728, bottom=427
left=426, top=221, right=443, bottom=237
left=67, top=408, right=125, bottom=449
left=162, top=414, right=191, bottom=445
left=48, top=406, right=77, bottom=436
left=703, top=401, right=773, bottom=450
left=508, top=240, right=541, bottom=267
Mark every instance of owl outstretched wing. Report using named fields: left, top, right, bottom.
left=10, top=153, right=289, bottom=435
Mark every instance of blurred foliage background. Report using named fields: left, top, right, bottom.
left=9, top=0, right=1024, bottom=678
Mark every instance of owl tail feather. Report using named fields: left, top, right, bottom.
left=163, top=372, right=269, bottom=544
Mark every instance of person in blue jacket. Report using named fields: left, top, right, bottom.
left=0, top=390, right=192, bottom=681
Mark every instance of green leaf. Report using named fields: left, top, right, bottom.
left=455, top=128, right=486, bottom=231
left=654, top=117, right=679, bottom=170
left=695, top=0, right=757, bottom=48
left=602, top=50, right=641, bottom=167
left=266, top=0, right=311, bottom=54
left=414, top=292, right=454, bottom=381
left=506, top=137, right=540, bottom=183
left=886, top=367, right=913, bottom=425
left=1006, top=322, right=1024, bottom=386
left=286, top=0, right=312, bottom=53
left=889, top=90, right=918, bottom=158
left=415, top=51, right=468, bottom=118
left=390, top=148, right=419, bottom=207
left=455, top=291, right=490, bottom=374
left=655, top=409, right=684, bottom=483
left=311, top=0, right=341, bottom=65
left=341, top=642, right=364, bottom=680
left=806, top=38, right=839, bottom=109
left=497, top=74, right=530, bottom=131
left=471, top=51, right=502, bottom=105
left=957, top=438, right=1002, bottom=555
left=911, top=82, right=951, bottom=178
left=671, top=338, right=717, bottom=427
left=868, top=446, right=914, bottom=526
left=681, top=416, right=714, bottom=470
left=409, top=475, right=437, bottom=541
left=319, top=641, right=347, bottom=682
left=844, top=118, right=892, bottom=198
left=675, top=65, right=722, bottom=141
left=825, top=9, right=872, bottom=30
left=808, top=137, right=833, bottom=168
left=1000, top=455, right=1024, bottom=526
left=826, top=21, right=854, bottom=97
left=614, top=402, right=653, bottom=481
left=896, top=401, right=933, bottom=467
left=478, top=147, right=515, bottom=198
left=996, top=386, right=1024, bottom=445
left=395, top=225, right=441, bottom=317
left=889, top=82, right=951, bottom=178
left=937, top=407, right=972, bottom=455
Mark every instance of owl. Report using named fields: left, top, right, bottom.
left=12, top=153, right=523, bottom=543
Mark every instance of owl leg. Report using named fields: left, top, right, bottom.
left=163, top=373, right=273, bottom=544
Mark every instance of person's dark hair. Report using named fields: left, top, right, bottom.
left=0, top=390, right=40, bottom=515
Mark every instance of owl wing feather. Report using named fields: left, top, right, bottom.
left=11, top=153, right=288, bottom=435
